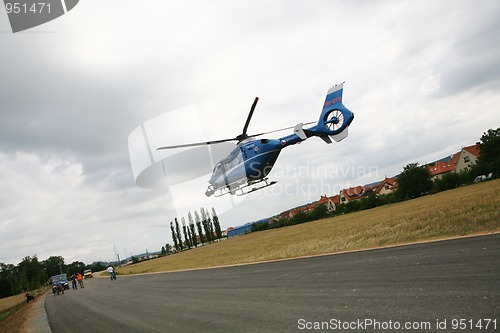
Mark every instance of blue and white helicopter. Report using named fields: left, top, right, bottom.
left=158, top=83, right=354, bottom=197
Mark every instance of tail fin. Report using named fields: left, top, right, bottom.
left=307, top=82, right=354, bottom=143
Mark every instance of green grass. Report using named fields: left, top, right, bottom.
left=116, top=179, right=500, bottom=275
left=0, top=304, right=20, bottom=323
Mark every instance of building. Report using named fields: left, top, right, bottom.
left=453, top=144, right=480, bottom=173
left=227, top=218, right=269, bottom=237
left=373, top=177, right=398, bottom=195
left=340, top=185, right=364, bottom=203
left=314, top=194, right=341, bottom=212
left=426, top=144, right=481, bottom=180
left=427, top=161, right=456, bottom=180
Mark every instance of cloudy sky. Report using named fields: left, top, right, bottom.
left=1, top=0, right=499, bottom=265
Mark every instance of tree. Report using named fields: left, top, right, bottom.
left=170, top=221, right=179, bottom=251
left=396, top=163, right=433, bottom=200
left=182, top=218, right=191, bottom=248
left=211, top=207, right=223, bottom=239
left=42, top=256, right=65, bottom=277
left=290, top=210, right=308, bottom=225
left=175, top=218, right=183, bottom=249
left=88, top=261, right=107, bottom=273
left=188, top=212, right=198, bottom=247
left=17, top=256, right=47, bottom=292
left=201, top=208, right=212, bottom=243
left=309, top=204, right=329, bottom=221
left=207, top=214, right=214, bottom=242
left=0, top=263, right=18, bottom=298
left=66, top=261, right=86, bottom=275
left=474, top=127, right=500, bottom=177
left=343, top=200, right=361, bottom=213
left=433, top=172, right=463, bottom=192
left=359, top=192, right=382, bottom=210
left=194, top=210, right=206, bottom=244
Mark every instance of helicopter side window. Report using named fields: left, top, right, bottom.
left=232, top=154, right=243, bottom=167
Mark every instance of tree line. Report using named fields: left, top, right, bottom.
left=166, top=207, right=223, bottom=252
left=252, top=127, right=500, bottom=232
left=0, top=256, right=108, bottom=299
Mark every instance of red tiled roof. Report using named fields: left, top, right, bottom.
left=280, top=211, right=291, bottom=219
left=427, top=161, right=456, bottom=176
left=341, top=186, right=364, bottom=201
left=449, top=152, right=460, bottom=166
left=374, top=177, right=398, bottom=193
left=344, top=186, right=363, bottom=196
left=329, top=194, right=341, bottom=204
left=316, top=195, right=341, bottom=205
left=463, top=144, right=480, bottom=157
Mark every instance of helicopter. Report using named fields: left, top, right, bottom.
left=157, top=83, right=354, bottom=197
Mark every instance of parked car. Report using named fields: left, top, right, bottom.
left=50, top=274, right=69, bottom=290
left=84, top=269, right=93, bottom=278
left=474, top=173, right=493, bottom=183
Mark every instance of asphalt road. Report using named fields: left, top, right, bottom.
left=45, top=234, right=500, bottom=332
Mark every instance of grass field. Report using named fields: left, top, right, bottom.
left=0, top=287, right=48, bottom=324
left=116, top=179, right=499, bottom=275
left=0, top=294, right=24, bottom=315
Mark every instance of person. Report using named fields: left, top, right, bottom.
left=77, top=273, right=84, bottom=288
left=25, top=292, right=35, bottom=303
left=53, top=284, right=64, bottom=295
left=107, top=265, right=116, bottom=281
left=70, top=274, right=78, bottom=289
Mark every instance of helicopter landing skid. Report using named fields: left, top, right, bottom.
left=211, top=179, right=277, bottom=197
left=236, top=179, right=278, bottom=196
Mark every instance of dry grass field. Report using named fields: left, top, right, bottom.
left=0, top=294, right=24, bottom=314
left=117, top=179, right=500, bottom=276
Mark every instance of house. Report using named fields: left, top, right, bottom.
left=373, top=177, right=398, bottom=195
left=279, top=209, right=294, bottom=219
left=315, top=194, right=341, bottom=212
left=427, top=161, right=456, bottom=180
left=453, top=144, right=480, bottom=173
left=426, top=144, right=480, bottom=180
left=340, top=185, right=364, bottom=203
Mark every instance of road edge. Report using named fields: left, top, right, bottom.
left=26, top=292, right=51, bottom=333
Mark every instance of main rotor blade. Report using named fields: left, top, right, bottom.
left=241, top=97, right=259, bottom=137
left=157, top=120, right=316, bottom=150
left=157, top=138, right=237, bottom=150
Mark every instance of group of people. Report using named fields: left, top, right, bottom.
left=51, top=267, right=117, bottom=297
left=70, top=273, right=85, bottom=289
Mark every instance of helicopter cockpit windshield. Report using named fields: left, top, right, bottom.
left=212, top=154, right=243, bottom=177
left=213, top=163, right=222, bottom=175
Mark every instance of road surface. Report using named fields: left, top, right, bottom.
left=45, top=234, right=500, bottom=332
